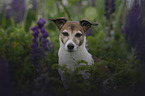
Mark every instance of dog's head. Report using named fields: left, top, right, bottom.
left=49, top=17, right=98, bottom=52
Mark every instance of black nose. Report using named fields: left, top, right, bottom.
left=67, top=43, right=74, bottom=50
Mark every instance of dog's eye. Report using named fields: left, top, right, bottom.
left=62, top=32, right=69, bottom=36
left=75, top=33, right=82, bottom=37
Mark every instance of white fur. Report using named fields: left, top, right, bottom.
left=65, top=39, right=77, bottom=52
left=58, top=36, right=94, bottom=80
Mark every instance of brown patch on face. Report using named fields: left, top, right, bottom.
left=70, top=24, right=75, bottom=31
left=61, top=21, right=84, bottom=34
left=60, top=21, right=85, bottom=46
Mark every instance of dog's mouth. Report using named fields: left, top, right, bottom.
left=67, top=49, right=74, bottom=52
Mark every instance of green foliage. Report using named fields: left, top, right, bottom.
left=0, top=25, right=35, bottom=90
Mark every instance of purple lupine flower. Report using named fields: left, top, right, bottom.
left=40, top=28, right=49, bottom=37
left=32, top=30, right=39, bottom=37
left=124, top=0, right=145, bottom=62
left=91, top=0, right=96, bottom=7
left=86, top=28, right=94, bottom=36
left=110, top=0, right=115, bottom=14
left=31, top=26, right=38, bottom=31
left=32, top=37, right=37, bottom=42
left=37, top=18, right=46, bottom=28
left=43, top=43, right=49, bottom=51
left=39, top=35, right=43, bottom=42
left=43, top=38, right=49, bottom=43
left=104, top=0, right=116, bottom=20
left=6, top=0, right=26, bottom=23
left=31, top=18, right=54, bottom=67
left=43, top=31, right=49, bottom=38
left=31, top=42, right=38, bottom=49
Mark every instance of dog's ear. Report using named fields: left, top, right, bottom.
left=80, top=19, right=98, bottom=32
left=49, top=17, right=67, bottom=30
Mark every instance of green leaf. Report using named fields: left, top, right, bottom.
left=85, top=7, right=97, bottom=21
left=77, top=60, right=88, bottom=65
left=98, top=31, right=104, bottom=39
left=51, top=64, right=59, bottom=69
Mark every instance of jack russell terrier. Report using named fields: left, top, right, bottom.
left=49, top=17, right=98, bottom=86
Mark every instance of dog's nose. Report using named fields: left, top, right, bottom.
left=67, top=43, right=74, bottom=50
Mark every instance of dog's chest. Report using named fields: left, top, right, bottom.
left=58, top=47, right=93, bottom=71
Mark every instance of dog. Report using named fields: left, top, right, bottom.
left=49, top=17, right=98, bottom=88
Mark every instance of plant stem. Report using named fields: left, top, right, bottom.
left=59, top=0, right=71, bottom=20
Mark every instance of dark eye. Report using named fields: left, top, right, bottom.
left=75, top=33, right=82, bottom=37
left=62, top=32, right=69, bottom=36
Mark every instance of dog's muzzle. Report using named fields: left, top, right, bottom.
left=67, top=43, right=74, bottom=52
